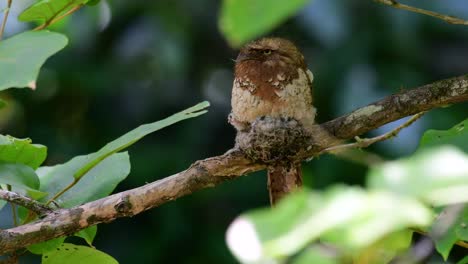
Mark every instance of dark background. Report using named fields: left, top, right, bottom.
left=1, top=0, right=467, bottom=263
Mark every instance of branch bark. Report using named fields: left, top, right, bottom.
left=0, top=190, right=52, bottom=217
left=0, top=74, right=467, bottom=255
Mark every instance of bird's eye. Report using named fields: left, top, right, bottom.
left=263, top=49, right=272, bottom=55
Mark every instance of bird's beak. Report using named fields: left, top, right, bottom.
left=235, top=52, right=253, bottom=62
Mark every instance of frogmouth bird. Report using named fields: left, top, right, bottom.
left=229, top=37, right=316, bottom=205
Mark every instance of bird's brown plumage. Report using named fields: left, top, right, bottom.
left=229, top=37, right=316, bottom=205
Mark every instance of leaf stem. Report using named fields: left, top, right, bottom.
left=374, top=0, right=468, bottom=25
left=45, top=178, right=79, bottom=206
left=0, top=0, right=13, bottom=40
left=33, top=4, right=84, bottom=31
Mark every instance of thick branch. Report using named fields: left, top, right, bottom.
left=0, top=74, right=467, bottom=255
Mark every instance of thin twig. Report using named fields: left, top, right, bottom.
left=374, top=0, right=468, bottom=25
left=0, top=190, right=53, bottom=217
left=33, top=4, right=84, bottom=31
left=0, top=0, right=13, bottom=40
left=320, top=112, right=426, bottom=155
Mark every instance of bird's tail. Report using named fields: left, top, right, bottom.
left=267, top=163, right=302, bottom=205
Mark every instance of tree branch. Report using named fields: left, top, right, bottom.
left=0, top=190, right=52, bottom=217
left=374, top=0, right=468, bottom=26
left=0, top=74, right=467, bottom=255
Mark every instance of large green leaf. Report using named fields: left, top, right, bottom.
left=0, top=31, right=68, bottom=90
left=219, top=0, right=310, bottom=47
left=0, top=135, right=47, bottom=169
left=28, top=237, right=66, bottom=255
left=42, top=243, right=117, bottom=264
left=367, top=146, right=468, bottom=206
left=37, top=152, right=130, bottom=208
left=226, top=187, right=431, bottom=263
left=19, top=0, right=89, bottom=23
left=0, top=162, right=47, bottom=199
left=72, top=101, right=209, bottom=180
left=420, top=118, right=468, bottom=152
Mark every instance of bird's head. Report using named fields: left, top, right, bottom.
left=235, top=37, right=306, bottom=69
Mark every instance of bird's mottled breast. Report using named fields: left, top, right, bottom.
left=231, top=63, right=316, bottom=129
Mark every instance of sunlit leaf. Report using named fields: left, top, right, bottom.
left=0, top=135, right=47, bottom=169
left=28, top=237, right=66, bottom=254
left=367, top=146, right=468, bottom=206
left=219, top=0, right=310, bottom=47
left=420, top=118, right=468, bottom=152
left=19, top=0, right=88, bottom=23
left=72, top=101, right=209, bottom=180
left=37, top=152, right=130, bottom=208
left=0, top=162, right=47, bottom=199
left=42, top=243, right=117, bottom=264
left=226, top=187, right=431, bottom=263
left=0, top=31, right=68, bottom=91
left=75, top=226, right=97, bottom=246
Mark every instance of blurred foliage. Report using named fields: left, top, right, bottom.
left=228, top=119, right=468, bottom=263
left=219, top=0, right=310, bottom=47
left=0, top=0, right=467, bottom=263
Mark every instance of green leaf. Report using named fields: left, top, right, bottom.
left=37, top=152, right=130, bottom=208
left=72, top=101, right=209, bottom=180
left=457, top=255, right=468, bottom=264
left=86, top=0, right=100, bottom=6
left=42, top=243, right=117, bottom=264
left=420, top=118, right=468, bottom=152
left=75, top=226, right=97, bottom=246
left=219, top=0, right=310, bottom=47
left=0, top=135, right=47, bottom=169
left=0, top=31, right=68, bottom=91
left=433, top=206, right=468, bottom=260
left=19, top=0, right=88, bottom=23
left=28, top=237, right=66, bottom=255
left=0, top=99, right=6, bottom=109
left=0, top=162, right=47, bottom=199
left=226, top=187, right=431, bottom=263
left=367, top=146, right=468, bottom=206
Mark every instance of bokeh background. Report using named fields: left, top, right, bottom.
left=1, top=0, right=468, bottom=262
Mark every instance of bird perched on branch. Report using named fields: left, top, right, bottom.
left=229, top=37, right=316, bottom=205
